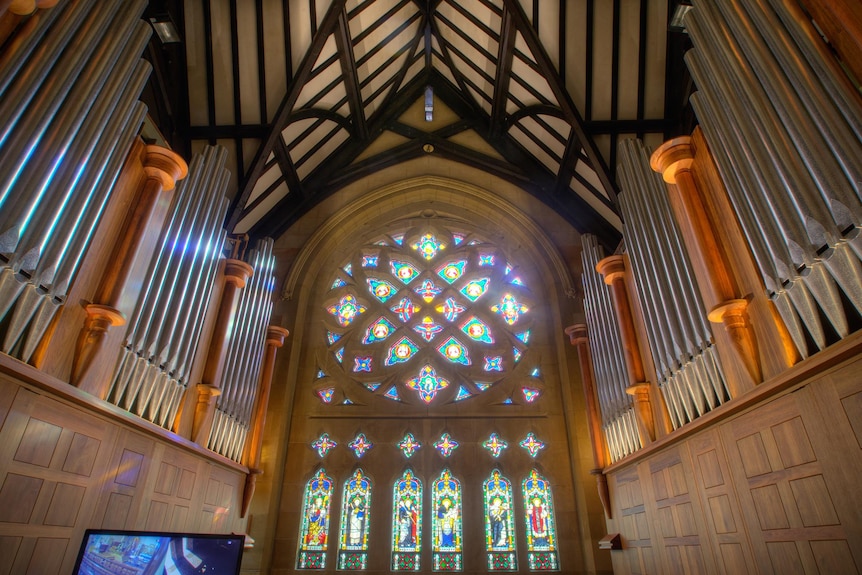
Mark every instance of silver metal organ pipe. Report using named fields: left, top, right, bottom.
left=581, top=234, right=641, bottom=461
left=0, top=0, right=64, bottom=97
left=618, top=139, right=729, bottom=428
left=686, top=10, right=838, bottom=352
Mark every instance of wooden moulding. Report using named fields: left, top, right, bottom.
left=651, top=136, right=762, bottom=393
left=566, top=323, right=612, bottom=519
left=596, top=255, right=657, bottom=445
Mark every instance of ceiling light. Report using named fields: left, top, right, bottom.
left=150, top=16, right=181, bottom=44
left=669, top=3, right=692, bottom=34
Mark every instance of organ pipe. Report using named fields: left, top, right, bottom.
left=618, top=139, right=730, bottom=429
left=581, top=235, right=642, bottom=462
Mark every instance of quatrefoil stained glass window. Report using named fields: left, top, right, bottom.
left=322, top=226, right=535, bottom=405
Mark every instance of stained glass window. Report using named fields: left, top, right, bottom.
left=483, top=433, right=508, bottom=458
left=312, top=433, right=337, bottom=457
left=297, top=469, right=333, bottom=569
left=434, top=433, right=459, bottom=457
left=523, top=469, right=559, bottom=571
left=432, top=469, right=463, bottom=571
left=348, top=433, right=373, bottom=458
left=520, top=432, right=546, bottom=458
left=338, top=469, right=372, bottom=570
left=398, top=432, right=420, bottom=458
left=392, top=469, right=423, bottom=571
left=484, top=469, right=517, bottom=570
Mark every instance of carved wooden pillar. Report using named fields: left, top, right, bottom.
left=651, top=137, right=761, bottom=394
left=241, top=325, right=289, bottom=517
left=595, top=255, right=658, bottom=445
left=565, top=323, right=611, bottom=519
left=72, top=145, right=187, bottom=397
left=190, top=258, right=254, bottom=445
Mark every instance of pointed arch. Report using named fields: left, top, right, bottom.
left=432, top=468, right=463, bottom=570
left=392, top=468, right=423, bottom=571
left=484, top=468, right=517, bottom=570
left=523, top=468, right=560, bottom=570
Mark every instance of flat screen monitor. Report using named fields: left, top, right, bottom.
left=71, top=529, right=244, bottom=575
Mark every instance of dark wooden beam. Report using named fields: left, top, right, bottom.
left=227, top=0, right=347, bottom=230
left=335, top=6, right=368, bottom=140
left=490, top=6, right=516, bottom=137
left=501, top=0, right=618, bottom=204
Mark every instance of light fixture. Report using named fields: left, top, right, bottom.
left=424, top=86, right=434, bottom=122
left=150, top=15, right=182, bottom=44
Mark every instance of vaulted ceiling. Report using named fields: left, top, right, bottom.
left=143, top=0, right=694, bottom=249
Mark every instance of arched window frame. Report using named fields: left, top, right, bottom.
left=296, top=468, right=334, bottom=570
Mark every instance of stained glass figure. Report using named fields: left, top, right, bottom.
left=331, top=277, right=347, bottom=289
left=407, top=364, right=450, bottom=403
left=384, top=386, right=401, bottom=401
left=523, top=388, right=540, bottom=403
left=317, top=387, right=335, bottom=403
left=523, top=469, right=559, bottom=570
left=516, top=330, right=531, bottom=344
left=327, top=294, right=366, bottom=326
left=461, top=316, right=494, bottom=343
left=398, top=433, right=420, bottom=458
left=338, top=469, right=372, bottom=570
left=326, top=331, right=341, bottom=345
left=460, top=277, right=490, bottom=301
left=519, top=432, right=545, bottom=458
left=475, top=382, right=493, bottom=392
left=438, top=337, right=471, bottom=366
left=348, top=433, right=373, bottom=458
left=454, top=386, right=472, bottom=401
left=513, top=348, right=523, bottom=363
left=391, top=260, right=420, bottom=284
left=483, top=433, right=508, bottom=458
left=432, top=469, right=463, bottom=571
left=361, top=255, right=378, bottom=268
left=363, top=317, right=396, bottom=343
left=437, top=260, right=467, bottom=284
left=312, top=433, right=337, bottom=457
left=412, top=233, right=444, bottom=260
left=363, top=382, right=382, bottom=392
left=367, top=278, right=398, bottom=303
left=413, top=316, right=443, bottom=342
left=484, top=356, right=503, bottom=372
left=297, top=469, right=333, bottom=569
left=478, top=253, right=495, bottom=266
left=335, top=348, right=345, bottom=364
left=414, top=279, right=442, bottom=302
left=385, top=337, right=420, bottom=366
left=452, top=233, right=465, bottom=245
left=353, top=356, right=372, bottom=372
left=392, top=469, right=423, bottom=571
left=484, top=469, right=517, bottom=570
left=434, top=433, right=460, bottom=457
left=391, top=297, right=419, bottom=322
left=491, top=294, right=528, bottom=325
left=436, top=298, right=466, bottom=322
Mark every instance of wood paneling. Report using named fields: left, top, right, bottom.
left=0, top=369, right=249, bottom=575
left=606, top=342, right=862, bottom=575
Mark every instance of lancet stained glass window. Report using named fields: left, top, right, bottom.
left=338, top=469, right=372, bottom=570
left=392, top=469, right=423, bottom=571
left=321, top=226, right=535, bottom=407
left=523, top=469, right=559, bottom=571
left=432, top=469, right=463, bottom=571
left=484, top=469, right=517, bottom=571
left=297, top=469, right=334, bottom=569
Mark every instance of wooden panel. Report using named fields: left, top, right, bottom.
left=721, top=387, right=861, bottom=574
left=0, top=536, right=21, bottom=575
left=0, top=474, right=41, bottom=523
left=610, top=465, right=656, bottom=575
left=25, top=537, right=67, bottom=575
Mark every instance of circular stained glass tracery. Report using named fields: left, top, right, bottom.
left=322, top=226, right=534, bottom=405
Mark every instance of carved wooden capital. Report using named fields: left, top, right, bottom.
left=223, top=259, right=255, bottom=288
left=595, top=255, right=626, bottom=285
left=565, top=323, right=588, bottom=346
left=709, top=298, right=762, bottom=389
left=266, top=325, right=290, bottom=347
left=72, top=304, right=126, bottom=393
left=650, top=136, right=694, bottom=184
left=142, top=145, right=188, bottom=191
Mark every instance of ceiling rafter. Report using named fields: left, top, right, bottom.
left=490, top=6, right=516, bottom=137
left=227, top=0, right=348, bottom=230
left=335, top=5, right=368, bottom=140
left=500, top=0, right=617, bottom=204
